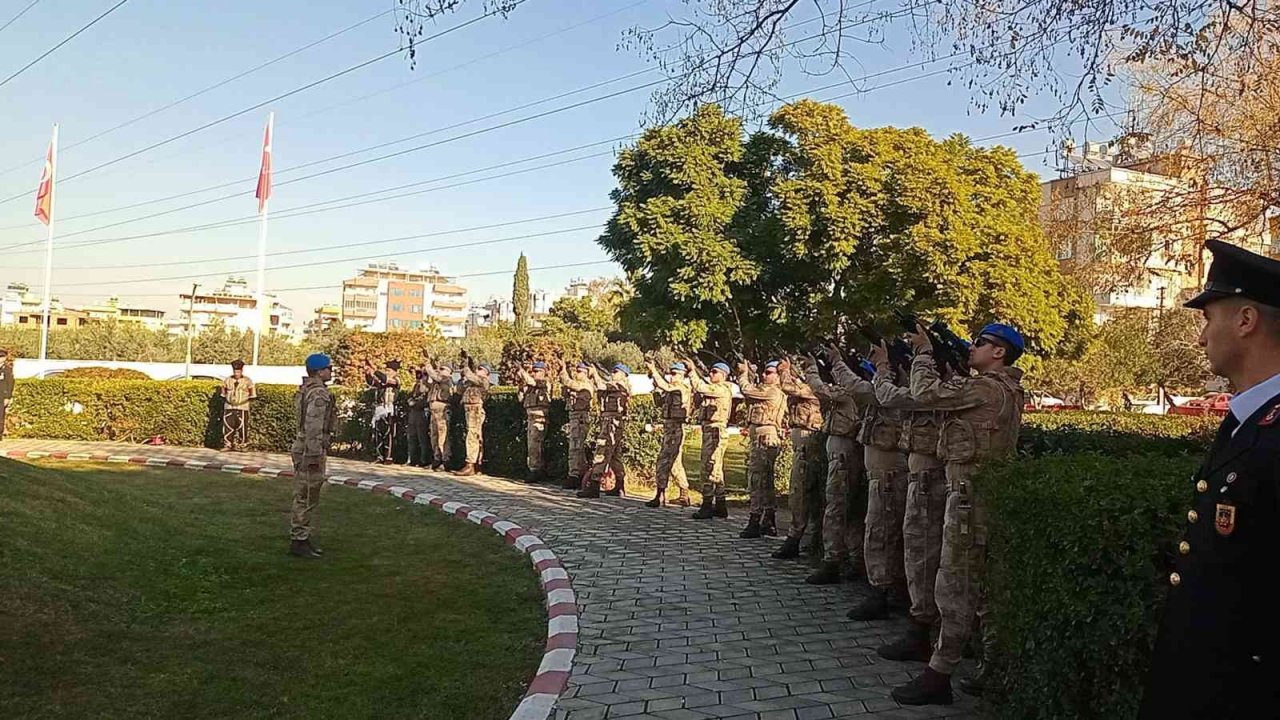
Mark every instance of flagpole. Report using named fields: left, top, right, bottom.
left=38, top=123, right=58, bottom=364
left=251, top=111, right=273, bottom=368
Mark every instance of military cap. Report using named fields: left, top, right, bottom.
left=711, top=362, right=731, bottom=375
left=764, top=360, right=780, bottom=370
left=0, top=348, right=9, bottom=357
left=531, top=361, right=547, bottom=370
left=670, top=361, right=687, bottom=372
left=576, top=361, right=591, bottom=370
left=305, top=353, right=331, bottom=372
left=386, top=359, right=401, bottom=370
left=860, top=360, right=876, bottom=376
left=977, top=323, right=1025, bottom=353
left=1185, top=239, right=1280, bottom=310
left=614, top=363, right=631, bottom=375
left=230, top=359, right=245, bottom=370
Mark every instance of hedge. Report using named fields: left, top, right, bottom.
left=983, top=453, right=1198, bottom=719
left=1019, top=411, right=1217, bottom=457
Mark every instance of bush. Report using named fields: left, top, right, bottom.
left=57, top=367, right=152, bottom=380
left=1020, top=411, right=1216, bottom=457
left=983, top=453, right=1198, bottom=719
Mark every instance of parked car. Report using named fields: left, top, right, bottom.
left=1169, top=392, right=1233, bottom=417
left=1024, top=391, right=1081, bottom=412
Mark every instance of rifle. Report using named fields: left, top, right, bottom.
left=894, top=311, right=970, bottom=375
left=856, top=325, right=913, bottom=377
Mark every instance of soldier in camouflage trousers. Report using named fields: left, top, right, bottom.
left=517, top=360, right=553, bottom=482
left=688, top=361, right=735, bottom=520
left=892, top=323, right=1026, bottom=707
left=772, top=358, right=825, bottom=558
left=453, top=353, right=490, bottom=477
left=646, top=360, right=693, bottom=507
left=423, top=358, right=454, bottom=471
left=737, top=360, right=788, bottom=539
left=578, top=363, right=632, bottom=499
left=559, top=360, right=595, bottom=489
left=289, top=354, right=336, bottom=559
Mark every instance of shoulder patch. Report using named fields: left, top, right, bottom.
left=1259, top=403, right=1280, bottom=428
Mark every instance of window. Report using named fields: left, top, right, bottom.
left=1056, top=241, right=1073, bottom=260
left=56, top=318, right=67, bottom=326
left=410, top=320, right=422, bottom=329
left=391, top=288, right=403, bottom=296
left=391, top=303, right=403, bottom=312
left=411, top=304, right=422, bottom=313
left=18, top=316, right=28, bottom=324
left=390, top=319, right=401, bottom=328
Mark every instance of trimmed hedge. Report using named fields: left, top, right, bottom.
left=983, top=453, right=1198, bottom=719
left=1020, top=411, right=1217, bottom=457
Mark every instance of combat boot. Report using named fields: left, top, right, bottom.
left=576, top=481, right=600, bottom=499
left=289, top=539, right=321, bottom=559
left=805, top=561, right=842, bottom=585
left=760, top=509, right=778, bottom=537
left=891, top=667, right=954, bottom=706
left=644, top=488, right=666, bottom=508
left=674, top=489, right=692, bottom=507
left=847, top=588, right=890, bottom=621
left=304, top=538, right=324, bottom=556
left=692, top=496, right=715, bottom=519
left=888, top=584, right=912, bottom=614
left=771, top=536, right=802, bottom=559
left=958, top=659, right=988, bottom=697
left=562, top=475, right=580, bottom=490
left=739, top=513, right=763, bottom=538
left=453, top=463, right=477, bottom=477
left=713, top=496, right=729, bottom=518
left=802, top=535, right=823, bottom=558
left=877, top=620, right=934, bottom=662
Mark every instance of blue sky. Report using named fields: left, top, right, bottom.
left=0, top=0, right=1116, bottom=318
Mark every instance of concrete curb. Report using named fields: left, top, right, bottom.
left=1, top=448, right=577, bottom=720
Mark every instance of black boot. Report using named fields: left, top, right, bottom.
left=847, top=588, right=890, bottom=621
left=692, top=495, right=715, bottom=519
left=805, top=560, right=842, bottom=585
left=877, top=621, right=934, bottom=662
left=576, top=481, right=600, bottom=499
left=771, top=536, right=802, bottom=559
left=958, top=660, right=987, bottom=697
left=289, top=539, right=321, bottom=559
left=644, top=488, right=665, bottom=508
left=561, top=475, right=580, bottom=490
left=802, top=536, right=823, bottom=559
left=739, top=513, right=762, bottom=539
left=892, top=667, right=954, bottom=706
left=760, top=509, right=778, bottom=537
left=713, top=496, right=729, bottom=518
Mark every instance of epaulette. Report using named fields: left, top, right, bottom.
left=1259, top=402, right=1280, bottom=428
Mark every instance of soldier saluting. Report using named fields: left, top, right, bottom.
left=1138, top=240, right=1280, bottom=719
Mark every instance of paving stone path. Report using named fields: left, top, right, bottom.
left=1, top=439, right=979, bottom=720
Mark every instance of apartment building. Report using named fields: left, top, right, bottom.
left=339, top=262, right=468, bottom=338
left=169, top=277, right=299, bottom=339
left=1, top=283, right=166, bottom=330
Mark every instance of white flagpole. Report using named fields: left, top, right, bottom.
left=38, top=123, right=58, bottom=364
left=251, top=111, right=272, bottom=367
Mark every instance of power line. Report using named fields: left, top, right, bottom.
left=0, top=8, right=394, bottom=180
left=0, top=0, right=129, bottom=90
left=0, top=0, right=44, bottom=34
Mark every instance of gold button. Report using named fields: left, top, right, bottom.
left=1188, top=510, right=1199, bottom=523
left=1179, top=541, right=1191, bottom=555
left=1170, top=572, right=1182, bottom=586
left=1196, top=480, right=1208, bottom=493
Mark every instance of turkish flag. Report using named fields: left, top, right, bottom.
left=255, top=114, right=273, bottom=214
left=34, top=133, right=55, bottom=225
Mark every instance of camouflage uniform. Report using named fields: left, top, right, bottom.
left=289, top=375, right=335, bottom=541
left=738, top=371, right=788, bottom=518
left=559, top=366, right=595, bottom=488
left=805, top=361, right=871, bottom=567
left=518, top=369, right=553, bottom=476
left=458, top=366, right=490, bottom=466
left=849, top=363, right=910, bottom=598
left=909, top=352, right=1024, bottom=675
left=650, top=371, right=692, bottom=494
left=780, top=369, right=824, bottom=539
left=405, top=378, right=430, bottom=466
left=0, top=357, right=13, bottom=441
left=425, top=366, right=453, bottom=467
left=582, top=371, right=631, bottom=495
left=874, top=368, right=949, bottom=630
left=688, top=371, right=734, bottom=500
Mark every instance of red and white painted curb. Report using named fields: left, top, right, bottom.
left=1, top=448, right=577, bottom=720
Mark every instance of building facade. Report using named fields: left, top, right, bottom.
left=339, top=263, right=468, bottom=338
left=168, top=277, right=299, bottom=339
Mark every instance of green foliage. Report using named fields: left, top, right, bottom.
left=1020, top=411, right=1216, bottom=457
left=983, top=453, right=1199, bottom=719
left=58, top=367, right=151, bottom=380
left=513, top=253, right=531, bottom=333
left=324, top=327, right=448, bottom=387
left=0, top=320, right=311, bottom=366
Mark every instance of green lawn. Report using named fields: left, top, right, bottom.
left=0, top=459, right=545, bottom=720
left=680, top=431, right=749, bottom=494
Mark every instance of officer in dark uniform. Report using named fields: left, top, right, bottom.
left=1139, top=239, right=1280, bottom=719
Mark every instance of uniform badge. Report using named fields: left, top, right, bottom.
left=1260, top=404, right=1280, bottom=427
left=1215, top=504, right=1237, bottom=536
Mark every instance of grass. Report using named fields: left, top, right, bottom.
left=679, top=431, right=749, bottom=496
left=0, top=458, right=545, bottom=720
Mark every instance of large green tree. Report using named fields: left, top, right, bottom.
left=512, top=253, right=530, bottom=334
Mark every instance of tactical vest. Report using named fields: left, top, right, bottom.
left=427, top=378, right=452, bottom=404
left=900, top=410, right=945, bottom=455
left=661, top=383, right=691, bottom=422
left=293, top=382, right=335, bottom=449
left=787, top=395, right=823, bottom=431
left=697, top=386, right=733, bottom=427
left=822, top=395, right=860, bottom=438
left=461, top=379, right=487, bottom=406
left=744, top=390, right=785, bottom=429
left=522, top=380, right=551, bottom=410
left=937, top=371, right=1025, bottom=463
left=858, top=405, right=904, bottom=450
left=564, top=383, right=593, bottom=413
left=600, top=388, right=629, bottom=416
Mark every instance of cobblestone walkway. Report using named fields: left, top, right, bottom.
left=1, top=439, right=978, bottom=720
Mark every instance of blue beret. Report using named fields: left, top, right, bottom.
left=576, top=362, right=590, bottom=370
left=670, top=362, right=687, bottom=372
left=614, top=363, right=631, bottom=374
left=532, top=361, right=547, bottom=370
left=765, top=360, right=780, bottom=369
left=711, top=362, right=731, bottom=374
left=860, top=360, right=876, bottom=376
left=305, top=353, right=331, bottom=372
left=978, top=323, right=1025, bottom=353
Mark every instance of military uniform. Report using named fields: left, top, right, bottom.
left=779, top=367, right=824, bottom=543
left=518, top=366, right=553, bottom=479
left=290, top=375, right=336, bottom=542
left=909, top=351, right=1024, bottom=678
left=405, top=377, right=430, bottom=466
left=221, top=373, right=255, bottom=451
left=579, top=367, right=631, bottom=498
left=688, top=366, right=735, bottom=518
left=649, top=366, right=692, bottom=504
left=738, top=366, right=788, bottom=537
left=457, top=365, right=490, bottom=474
left=873, top=364, right=949, bottom=659
left=0, top=354, right=14, bottom=441
left=560, top=364, right=595, bottom=488
left=802, top=359, right=871, bottom=581
left=425, top=365, right=453, bottom=469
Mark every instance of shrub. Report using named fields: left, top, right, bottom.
left=1020, top=411, right=1216, bottom=457
left=983, top=453, right=1199, bottom=719
left=58, top=367, right=152, bottom=380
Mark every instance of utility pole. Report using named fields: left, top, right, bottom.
left=184, top=283, right=198, bottom=380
